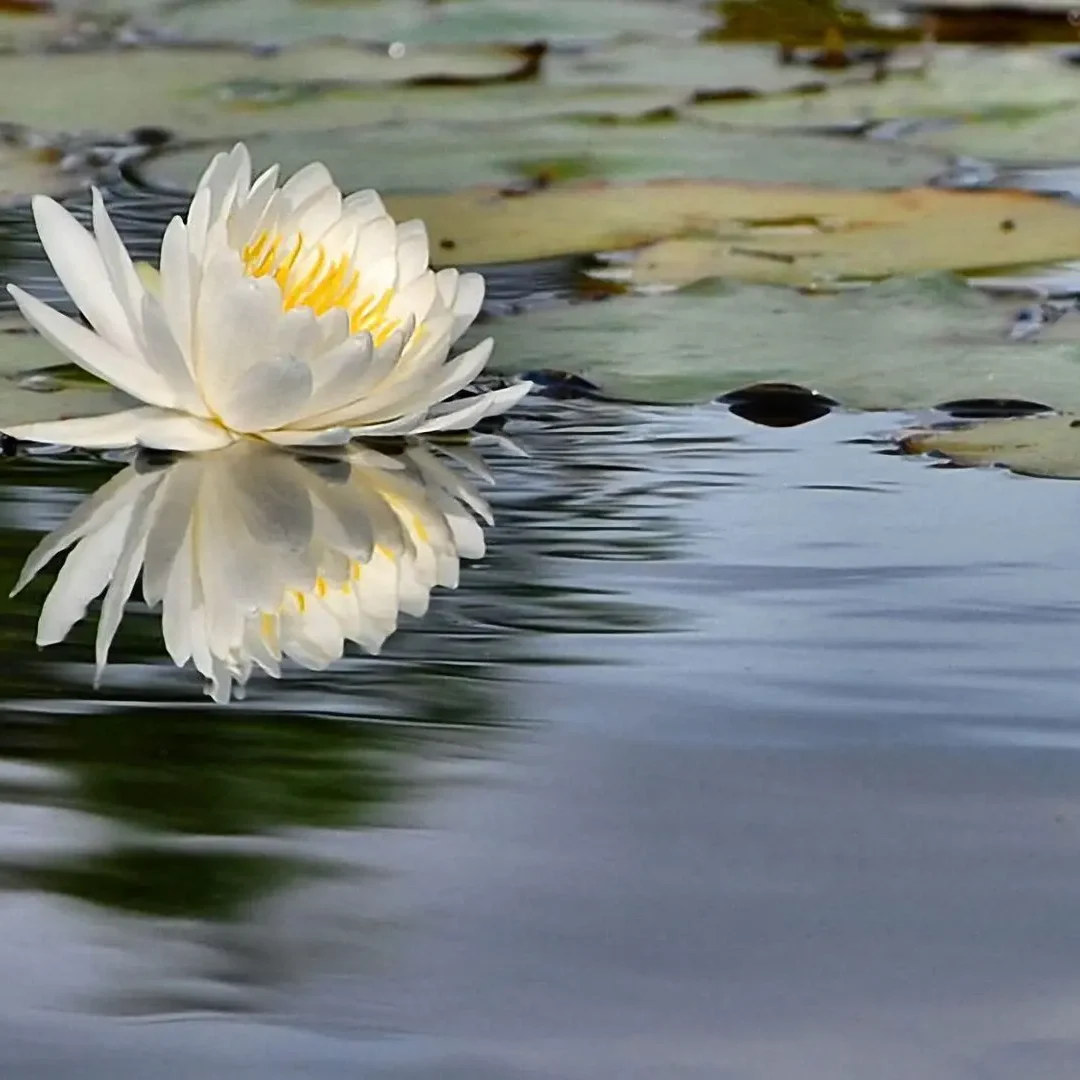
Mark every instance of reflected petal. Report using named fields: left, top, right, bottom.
left=13, top=436, right=502, bottom=701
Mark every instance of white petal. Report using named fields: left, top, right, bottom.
left=396, top=220, right=430, bottom=286
left=95, top=476, right=164, bottom=679
left=280, top=162, right=334, bottom=209
left=342, top=189, right=386, bottom=225
left=139, top=293, right=206, bottom=415
left=217, top=352, right=314, bottom=433
left=142, top=459, right=201, bottom=607
left=430, top=337, right=494, bottom=400
left=161, top=524, right=195, bottom=667
left=196, top=258, right=316, bottom=429
left=388, top=272, right=438, bottom=324
left=229, top=164, right=280, bottom=246
left=12, top=466, right=149, bottom=595
left=412, top=386, right=526, bottom=435
left=261, top=426, right=352, bottom=447
left=8, top=285, right=176, bottom=409
left=37, top=509, right=132, bottom=645
left=185, top=186, right=212, bottom=266
left=295, top=321, right=413, bottom=429
left=158, top=215, right=195, bottom=365
left=450, top=272, right=485, bottom=342
left=31, top=195, right=139, bottom=354
left=345, top=412, right=428, bottom=438
left=286, top=333, right=372, bottom=425
left=332, top=335, right=491, bottom=430
left=435, top=267, right=459, bottom=307
left=2, top=406, right=233, bottom=451
left=92, top=188, right=147, bottom=339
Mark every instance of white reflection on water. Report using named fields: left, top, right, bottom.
left=11, top=438, right=495, bottom=702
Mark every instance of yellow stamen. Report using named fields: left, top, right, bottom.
left=283, top=246, right=326, bottom=310
left=241, top=230, right=405, bottom=345
left=272, top=233, right=305, bottom=289
left=252, top=236, right=282, bottom=278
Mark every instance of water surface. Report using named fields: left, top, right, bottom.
left=0, top=396, right=1078, bottom=1078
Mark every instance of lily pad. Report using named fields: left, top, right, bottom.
left=371, top=180, right=1080, bottom=280
left=909, top=100, right=1080, bottom=161
left=20, top=44, right=709, bottom=159
left=688, top=45, right=1080, bottom=133
left=154, top=0, right=715, bottom=46
left=140, top=122, right=948, bottom=195
left=900, top=414, right=1080, bottom=478
left=0, top=377, right=131, bottom=428
left=0, top=131, right=87, bottom=204
left=480, top=274, right=1080, bottom=410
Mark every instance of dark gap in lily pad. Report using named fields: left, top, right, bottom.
left=718, top=383, right=837, bottom=427
left=516, top=370, right=608, bottom=401
left=933, top=397, right=1052, bottom=419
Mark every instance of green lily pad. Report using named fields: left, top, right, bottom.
left=909, top=100, right=1080, bottom=161
left=155, top=0, right=715, bottom=46
left=688, top=45, right=1080, bottom=134
left=0, top=324, right=131, bottom=426
left=901, top=413, right=1080, bottom=479
left=481, top=274, right=1080, bottom=410
left=140, top=122, right=948, bottom=195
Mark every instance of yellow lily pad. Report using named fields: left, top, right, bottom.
left=375, top=181, right=1080, bottom=281
left=0, top=131, right=84, bottom=204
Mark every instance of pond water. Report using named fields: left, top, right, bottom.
left=6, top=1, right=1080, bottom=1077
left=2, top=375, right=1080, bottom=1078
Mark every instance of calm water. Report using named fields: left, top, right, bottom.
left=0, top=376, right=1079, bottom=1077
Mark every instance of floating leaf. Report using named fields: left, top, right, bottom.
left=481, top=274, right=1080, bottom=410
left=156, top=0, right=714, bottom=46
left=140, top=122, right=947, bottom=196
left=900, top=414, right=1080, bottom=479
left=0, top=40, right=554, bottom=139
left=688, top=46, right=1080, bottom=133
left=0, top=320, right=130, bottom=424
left=370, top=181, right=1080, bottom=280
left=0, top=131, right=85, bottom=204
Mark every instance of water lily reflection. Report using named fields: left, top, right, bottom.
left=13, top=439, right=494, bottom=702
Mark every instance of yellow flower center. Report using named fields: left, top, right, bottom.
left=241, top=230, right=403, bottom=346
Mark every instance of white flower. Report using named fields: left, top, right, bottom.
left=4, top=143, right=530, bottom=451
left=13, top=439, right=495, bottom=703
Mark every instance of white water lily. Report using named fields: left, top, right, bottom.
left=4, top=143, right=530, bottom=451
left=13, top=439, right=494, bottom=702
